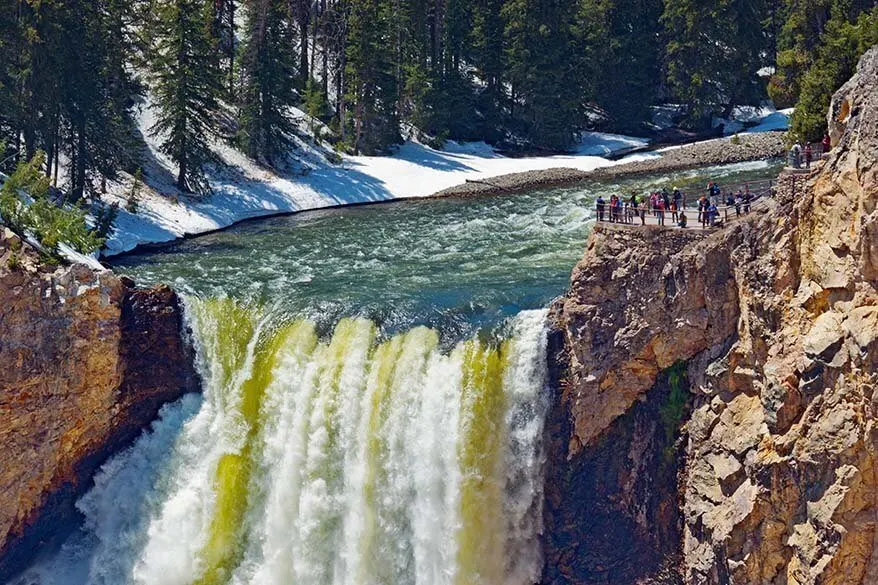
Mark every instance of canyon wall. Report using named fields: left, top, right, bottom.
left=544, top=47, right=878, bottom=585
left=0, top=234, right=200, bottom=581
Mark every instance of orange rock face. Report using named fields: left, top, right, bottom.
left=544, top=47, right=878, bottom=585
left=0, top=235, right=199, bottom=581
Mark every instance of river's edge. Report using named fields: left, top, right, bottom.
left=104, top=132, right=785, bottom=262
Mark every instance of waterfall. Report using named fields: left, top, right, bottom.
left=12, top=299, right=550, bottom=585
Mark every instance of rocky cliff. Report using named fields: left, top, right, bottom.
left=544, top=47, right=878, bottom=585
left=0, top=232, right=200, bottom=581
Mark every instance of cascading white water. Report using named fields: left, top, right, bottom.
left=13, top=299, right=550, bottom=585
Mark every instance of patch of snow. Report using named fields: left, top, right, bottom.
left=730, top=104, right=778, bottom=124
left=58, top=244, right=105, bottom=271
left=650, top=104, right=685, bottom=130
left=713, top=104, right=792, bottom=135
left=102, top=105, right=650, bottom=256
left=441, top=140, right=499, bottom=157
left=713, top=118, right=746, bottom=135
left=574, top=132, right=649, bottom=156
left=747, top=108, right=793, bottom=133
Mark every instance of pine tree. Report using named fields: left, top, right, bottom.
left=61, top=0, right=142, bottom=199
left=503, top=0, right=582, bottom=150
left=212, top=0, right=238, bottom=95
left=662, top=0, right=774, bottom=127
left=470, top=0, right=505, bottom=142
left=790, top=5, right=878, bottom=141
left=0, top=0, right=23, bottom=171
left=344, top=0, right=400, bottom=154
left=583, top=0, right=663, bottom=133
left=771, top=0, right=875, bottom=108
left=238, top=0, right=299, bottom=167
left=149, top=0, right=224, bottom=194
left=0, top=0, right=142, bottom=198
left=431, top=0, right=477, bottom=141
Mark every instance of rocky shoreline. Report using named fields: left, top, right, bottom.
left=433, top=132, right=786, bottom=198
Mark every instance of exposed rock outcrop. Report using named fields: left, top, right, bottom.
left=0, top=232, right=200, bottom=581
left=544, top=47, right=878, bottom=585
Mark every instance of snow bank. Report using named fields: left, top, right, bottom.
left=102, top=106, right=649, bottom=256
left=747, top=108, right=793, bottom=133
left=574, top=132, right=649, bottom=156
left=714, top=105, right=793, bottom=135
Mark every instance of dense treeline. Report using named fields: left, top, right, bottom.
left=0, top=0, right=876, bottom=196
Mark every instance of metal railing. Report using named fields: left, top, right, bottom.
left=595, top=178, right=776, bottom=229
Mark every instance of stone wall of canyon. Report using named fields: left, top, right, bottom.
left=543, top=47, right=878, bottom=585
left=0, top=235, right=200, bottom=581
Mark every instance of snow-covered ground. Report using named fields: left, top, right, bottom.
left=97, top=102, right=783, bottom=257
left=101, top=105, right=653, bottom=256
left=714, top=105, right=793, bottom=135
left=574, top=132, right=649, bottom=156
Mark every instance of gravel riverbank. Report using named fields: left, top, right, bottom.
left=432, top=132, right=786, bottom=198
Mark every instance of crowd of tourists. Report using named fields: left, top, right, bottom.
left=595, top=181, right=757, bottom=229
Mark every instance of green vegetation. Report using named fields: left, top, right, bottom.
left=0, top=0, right=875, bottom=185
left=0, top=152, right=105, bottom=257
left=787, top=6, right=878, bottom=141
left=127, top=168, right=143, bottom=214
left=659, top=361, right=689, bottom=461
left=148, top=0, right=224, bottom=194
left=663, top=0, right=772, bottom=126
left=237, top=0, right=300, bottom=166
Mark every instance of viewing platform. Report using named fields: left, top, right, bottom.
left=594, top=170, right=815, bottom=232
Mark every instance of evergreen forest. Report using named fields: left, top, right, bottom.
left=0, top=0, right=876, bottom=195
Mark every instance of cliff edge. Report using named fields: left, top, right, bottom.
left=0, top=234, right=200, bottom=581
left=544, top=47, right=877, bottom=585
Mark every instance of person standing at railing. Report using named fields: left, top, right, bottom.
left=638, top=197, right=647, bottom=225
left=790, top=142, right=802, bottom=169
left=734, top=192, right=743, bottom=217
left=805, top=143, right=812, bottom=169
left=596, top=196, right=606, bottom=221
left=656, top=197, right=666, bottom=226
left=743, top=191, right=752, bottom=214
left=673, top=187, right=682, bottom=211
left=822, top=133, right=831, bottom=155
